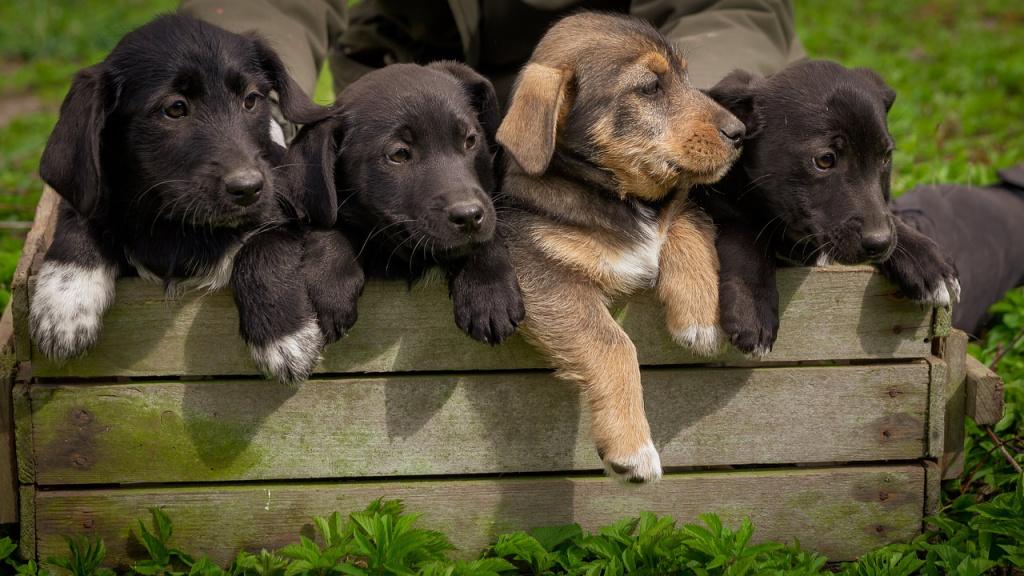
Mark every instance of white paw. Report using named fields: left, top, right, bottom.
left=249, top=319, right=324, bottom=385
left=748, top=344, right=771, bottom=361
left=603, top=440, right=663, bottom=484
left=920, top=276, right=961, bottom=308
left=29, top=261, right=117, bottom=361
left=672, top=325, right=723, bottom=357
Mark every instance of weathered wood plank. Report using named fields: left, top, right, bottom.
left=13, top=384, right=34, bottom=484
left=18, top=485, right=34, bottom=561
left=926, top=358, right=947, bottom=461
left=33, top=466, right=924, bottom=564
left=0, top=304, right=16, bottom=525
left=27, top=364, right=930, bottom=485
left=941, top=331, right=968, bottom=479
left=12, top=188, right=59, bottom=363
left=965, top=355, right=1004, bottom=425
left=27, top=266, right=935, bottom=378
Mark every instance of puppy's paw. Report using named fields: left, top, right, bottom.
left=311, top=273, right=364, bottom=344
left=600, top=441, right=663, bottom=484
left=249, top=319, right=324, bottom=385
left=670, top=325, right=723, bottom=357
left=30, top=261, right=117, bottom=361
left=452, top=275, right=525, bottom=345
left=879, top=238, right=960, bottom=308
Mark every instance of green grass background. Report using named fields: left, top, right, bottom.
left=0, top=1, right=1021, bottom=569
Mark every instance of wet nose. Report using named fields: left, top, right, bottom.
left=224, top=168, right=264, bottom=205
left=861, top=227, right=893, bottom=260
left=446, top=201, right=485, bottom=232
left=719, top=118, right=746, bottom=148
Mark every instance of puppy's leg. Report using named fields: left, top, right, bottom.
left=446, top=235, right=525, bottom=344
left=233, top=229, right=323, bottom=384
left=520, top=266, right=660, bottom=483
left=30, top=202, right=119, bottom=361
left=716, top=220, right=779, bottom=358
left=302, top=229, right=365, bottom=343
left=657, top=206, right=722, bottom=356
left=877, top=218, right=960, bottom=306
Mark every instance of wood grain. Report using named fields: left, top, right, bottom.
left=0, top=304, right=16, bottom=525
left=26, top=266, right=936, bottom=379
left=32, top=466, right=924, bottom=564
left=25, top=364, right=930, bottom=485
left=965, top=355, right=1004, bottom=425
left=941, top=330, right=968, bottom=479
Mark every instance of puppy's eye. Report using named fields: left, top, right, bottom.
left=640, top=77, right=662, bottom=96
left=387, top=147, right=412, bottom=164
left=814, top=152, right=837, bottom=171
left=464, top=134, right=477, bottom=151
left=243, top=91, right=263, bottom=111
left=164, top=100, right=188, bottom=119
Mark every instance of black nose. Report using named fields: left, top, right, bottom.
left=719, top=119, right=745, bottom=148
left=224, top=168, right=264, bottom=205
left=446, top=201, right=485, bottom=232
left=861, top=227, right=893, bottom=259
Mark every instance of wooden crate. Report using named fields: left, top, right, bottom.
left=2, top=189, right=972, bottom=565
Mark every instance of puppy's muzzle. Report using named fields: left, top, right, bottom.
left=446, top=199, right=486, bottom=234
left=224, top=167, right=264, bottom=207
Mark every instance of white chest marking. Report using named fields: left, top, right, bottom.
left=127, top=239, right=244, bottom=296
left=606, top=217, right=665, bottom=291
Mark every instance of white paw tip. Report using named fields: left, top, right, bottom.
left=29, top=261, right=117, bottom=361
left=749, top=345, right=771, bottom=360
left=672, top=325, right=722, bottom=356
left=603, top=441, right=663, bottom=484
left=950, top=278, right=962, bottom=304
left=250, top=320, right=324, bottom=385
left=928, top=283, right=951, bottom=307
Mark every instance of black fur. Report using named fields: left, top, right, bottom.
left=696, top=60, right=958, bottom=355
left=288, top=61, right=524, bottom=345
left=34, top=14, right=330, bottom=381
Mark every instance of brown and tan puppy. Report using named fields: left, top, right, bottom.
left=497, top=13, right=744, bottom=483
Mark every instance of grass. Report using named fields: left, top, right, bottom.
left=0, top=1, right=1021, bottom=573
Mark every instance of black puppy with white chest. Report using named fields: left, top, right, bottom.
left=289, top=62, right=525, bottom=345
left=32, top=14, right=330, bottom=382
left=695, top=60, right=960, bottom=356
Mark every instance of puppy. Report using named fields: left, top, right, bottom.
left=496, top=13, right=744, bottom=483
left=287, top=61, right=524, bottom=346
left=31, top=15, right=330, bottom=383
left=696, top=60, right=960, bottom=356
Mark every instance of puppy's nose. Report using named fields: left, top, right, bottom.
left=224, top=168, right=264, bottom=205
left=446, top=201, right=485, bottom=232
left=861, top=227, right=893, bottom=260
left=719, top=119, right=745, bottom=148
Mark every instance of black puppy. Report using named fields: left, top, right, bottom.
left=695, top=60, right=960, bottom=356
left=31, top=15, right=330, bottom=382
left=288, top=62, right=524, bottom=345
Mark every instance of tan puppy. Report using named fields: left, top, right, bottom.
left=497, top=13, right=744, bottom=483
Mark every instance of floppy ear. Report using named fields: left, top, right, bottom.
left=496, top=63, right=571, bottom=176
left=428, top=61, right=501, bottom=152
left=250, top=36, right=331, bottom=125
left=707, top=69, right=761, bottom=137
left=39, top=64, right=111, bottom=217
left=854, top=67, right=897, bottom=112
left=284, top=117, right=340, bottom=227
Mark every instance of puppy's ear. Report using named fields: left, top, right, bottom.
left=251, top=36, right=330, bottom=125
left=284, top=117, right=340, bottom=227
left=706, top=69, right=761, bottom=137
left=854, top=67, right=897, bottom=112
left=497, top=63, right=572, bottom=176
left=39, top=64, right=112, bottom=218
left=428, top=61, right=501, bottom=152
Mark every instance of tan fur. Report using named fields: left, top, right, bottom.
left=499, top=12, right=742, bottom=482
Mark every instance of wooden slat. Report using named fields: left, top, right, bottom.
left=13, top=384, right=34, bottom=484
left=26, top=266, right=935, bottom=379
left=0, top=304, right=16, bottom=525
left=965, top=355, right=1004, bottom=425
left=19, top=485, right=35, bottom=561
left=32, top=466, right=924, bottom=564
left=12, top=188, right=59, bottom=362
left=27, top=364, right=930, bottom=485
left=941, top=330, right=968, bottom=479
left=926, top=358, right=947, bottom=461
